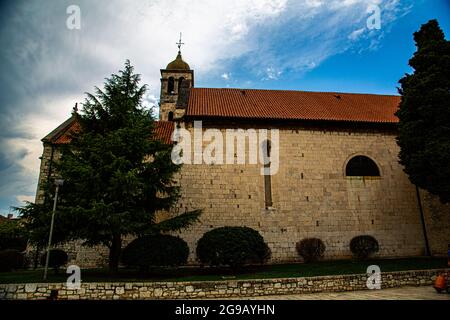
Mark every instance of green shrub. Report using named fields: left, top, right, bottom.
left=122, top=234, right=189, bottom=269
left=0, top=249, right=25, bottom=272
left=40, top=249, right=68, bottom=273
left=0, top=219, right=27, bottom=251
left=296, top=238, right=326, bottom=263
left=0, top=236, right=28, bottom=251
left=196, top=226, right=271, bottom=269
left=350, top=235, right=379, bottom=260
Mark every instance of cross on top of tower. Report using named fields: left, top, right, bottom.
left=176, top=32, right=184, bottom=53
left=165, top=32, right=190, bottom=70
left=72, top=102, right=78, bottom=115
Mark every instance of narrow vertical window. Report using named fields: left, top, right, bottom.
left=262, top=140, right=273, bottom=208
left=168, top=111, right=174, bottom=121
left=167, top=77, right=175, bottom=94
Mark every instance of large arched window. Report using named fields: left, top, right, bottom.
left=345, top=155, right=380, bottom=177
left=167, top=77, right=175, bottom=94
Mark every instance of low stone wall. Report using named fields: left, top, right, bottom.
left=1, top=269, right=447, bottom=300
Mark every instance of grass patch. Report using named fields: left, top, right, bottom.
left=0, top=257, right=447, bottom=284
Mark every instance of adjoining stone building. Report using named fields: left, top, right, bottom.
left=35, top=50, right=450, bottom=267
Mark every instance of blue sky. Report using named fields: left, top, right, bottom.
left=0, top=0, right=449, bottom=216
left=201, top=0, right=450, bottom=94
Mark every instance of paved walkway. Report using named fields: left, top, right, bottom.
left=237, top=286, right=450, bottom=300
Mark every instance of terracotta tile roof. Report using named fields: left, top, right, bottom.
left=54, top=120, right=80, bottom=144
left=186, top=88, right=400, bottom=123
left=42, top=115, right=79, bottom=144
left=44, top=118, right=173, bottom=145
left=153, top=121, right=174, bottom=144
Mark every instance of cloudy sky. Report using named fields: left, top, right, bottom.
left=0, top=0, right=449, bottom=215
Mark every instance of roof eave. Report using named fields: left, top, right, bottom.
left=41, top=115, right=77, bottom=143
left=184, top=114, right=399, bottom=126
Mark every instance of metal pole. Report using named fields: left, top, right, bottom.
left=415, top=186, right=431, bottom=257
left=43, top=184, right=60, bottom=281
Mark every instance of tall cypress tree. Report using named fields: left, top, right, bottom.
left=396, top=19, right=450, bottom=203
left=55, top=60, right=200, bottom=273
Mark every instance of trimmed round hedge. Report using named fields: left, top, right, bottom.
left=40, top=249, right=68, bottom=272
left=121, top=234, right=189, bottom=269
left=296, top=238, right=326, bottom=263
left=350, top=235, right=379, bottom=260
left=196, top=226, right=271, bottom=269
left=0, top=249, right=25, bottom=272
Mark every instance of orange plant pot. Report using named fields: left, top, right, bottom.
left=434, top=274, right=447, bottom=293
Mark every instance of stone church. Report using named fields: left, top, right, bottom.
left=35, top=49, right=450, bottom=267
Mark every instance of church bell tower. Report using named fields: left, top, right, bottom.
left=159, top=34, right=194, bottom=121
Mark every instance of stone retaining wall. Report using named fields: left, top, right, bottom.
left=1, top=269, right=447, bottom=300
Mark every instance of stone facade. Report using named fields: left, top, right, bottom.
left=159, top=69, right=193, bottom=121
left=35, top=143, right=56, bottom=205
left=421, top=191, right=450, bottom=256
left=33, top=122, right=450, bottom=267
left=1, top=269, right=447, bottom=300
left=168, top=123, right=450, bottom=263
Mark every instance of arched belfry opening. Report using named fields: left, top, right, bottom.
left=168, top=77, right=175, bottom=94
left=178, top=77, right=185, bottom=93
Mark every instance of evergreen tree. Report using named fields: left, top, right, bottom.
left=0, top=215, right=27, bottom=251
left=396, top=19, right=450, bottom=203
left=48, top=60, right=199, bottom=273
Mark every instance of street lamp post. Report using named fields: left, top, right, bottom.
left=43, top=179, right=64, bottom=281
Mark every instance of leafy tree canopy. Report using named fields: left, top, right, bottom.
left=396, top=19, right=450, bottom=203
left=0, top=217, right=27, bottom=251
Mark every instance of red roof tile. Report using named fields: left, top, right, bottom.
left=47, top=119, right=173, bottom=145
left=187, top=88, right=400, bottom=123
left=54, top=121, right=80, bottom=144
left=153, top=121, right=174, bottom=144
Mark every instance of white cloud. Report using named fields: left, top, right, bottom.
left=263, top=67, right=282, bottom=80
left=348, top=28, right=366, bottom=40
left=16, top=195, right=35, bottom=204
left=305, top=0, right=324, bottom=8
left=221, top=73, right=231, bottom=81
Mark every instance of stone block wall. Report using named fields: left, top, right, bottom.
left=159, top=70, right=193, bottom=121
left=1, top=269, right=447, bottom=300
left=172, top=124, right=440, bottom=263
left=35, top=143, right=55, bottom=204
left=421, top=191, right=450, bottom=256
